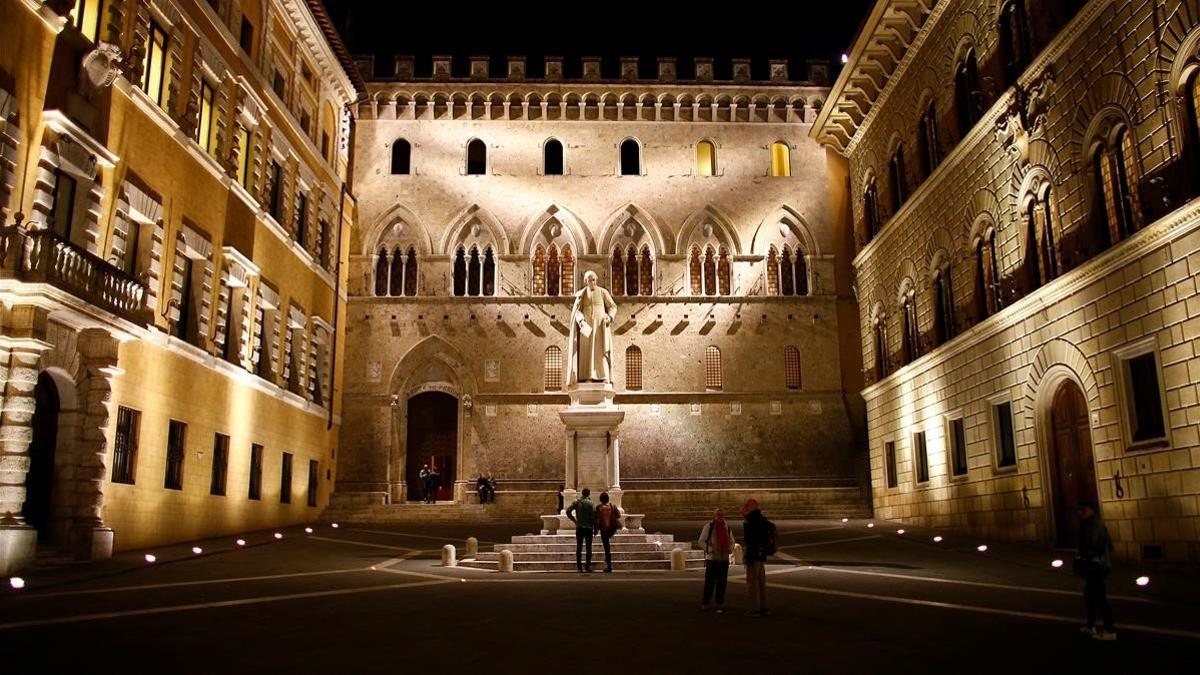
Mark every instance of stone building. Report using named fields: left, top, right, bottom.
left=0, top=0, right=359, bottom=574
left=333, top=55, right=869, bottom=517
left=814, top=0, right=1200, bottom=562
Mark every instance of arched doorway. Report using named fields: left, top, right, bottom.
left=405, top=392, right=458, bottom=502
left=23, top=372, right=61, bottom=539
left=1047, top=379, right=1099, bottom=548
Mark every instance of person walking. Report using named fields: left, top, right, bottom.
left=741, top=499, right=776, bottom=617
left=1075, top=501, right=1117, bottom=640
left=698, top=508, right=735, bottom=613
left=595, top=492, right=622, bottom=573
left=565, top=488, right=596, bottom=573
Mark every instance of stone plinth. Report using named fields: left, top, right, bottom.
left=557, top=382, right=624, bottom=511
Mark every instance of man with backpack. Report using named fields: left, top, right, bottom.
left=565, top=487, right=597, bottom=573
left=698, top=508, right=735, bottom=613
left=595, top=492, right=622, bottom=573
left=741, top=499, right=776, bottom=617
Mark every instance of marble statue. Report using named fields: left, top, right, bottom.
left=568, top=270, right=617, bottom=385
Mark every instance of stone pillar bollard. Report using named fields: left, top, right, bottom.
left=671, top=548, right=686, bottom=571
left=465, top=537, right=478, bottom=558
left=442, top=544, right=457, bottom=567
left=499, top=549, right=514, bottom=573
left=733, top=543, right=744, bottom=565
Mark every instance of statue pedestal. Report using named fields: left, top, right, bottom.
left=542, top=382, right=643, bottom=534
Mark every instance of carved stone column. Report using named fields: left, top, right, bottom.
left=67, top=329, right=118, bottom=561
left=0, top=306, right=52, bottom=575
left=122, top=0, right=150, bottom=86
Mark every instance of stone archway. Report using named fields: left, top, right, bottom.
left=405, top=391, right=458, bottom=503
left=1044, top=378, right=1099, bottom=548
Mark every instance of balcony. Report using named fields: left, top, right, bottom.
left=0, top=226, right=151, bottom=326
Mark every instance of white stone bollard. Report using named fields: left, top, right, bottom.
left=465, top=537, right=478, bottom=558
left=671, top=548, right=686, bottom=571
left=499, top=549, right=514, bottom=573
left=733, top=543, right=744, bottom=565
left=441, top=544, right=457, bottom=567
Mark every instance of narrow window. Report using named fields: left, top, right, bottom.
left=889, top=144, right=908, bottom=212
left=625, top=346, right=642, bottom=391
left=999, top=0, right=1032, bottom=85
left=72, top=0, right=106, bottom=42
left=934, top=268, right=955, bottom=343
left=914, top=432, right=929, bottom=483
left=453, top=248, right=467, bottom=296
left=885, top=441, right=898, bottom=488
left=210, top=433, right=229, bottom=496
left=994, top=401, right=1017, bottom=468
left=197, top=81, right=216, bottom=153
left=294, top=192, right=308, bottom=248
left=239, top=16, right=254, bottom=55
left=973, top=241, right=989, bottom=321
left=532, top=246, right=546, bottom=295
left=49, top=170, right=78, bottom=241
left=703, top=246, right=717, bottom=296
left=717, top=247, right=731, bottom=295
left=544, top=139, right=564, bottom=175
left=901, top=293, right=920, bottom=363
left=467, top=247, right=481, bottom=296
left=482, top=247, right=496, bottom=296
left=562, top=246, right=576, bottom=295
left=688, top=247, right=702, bottom=295
left=766, top=247, right=779, bottom=295
left=165, top=419, right=186, bottom=490
left=121, top=218, right=141, bottom=277
left=705, top=346, right=723, bottom=390
left=625, top=247, right=639, bottom=296
left=236, top=126, right=251, bottom=189
left=794, top=249, right=808, bottom=296
left=547, top=246, right=561, bottom=296
left=220, top=284, right=237, bottom=363
left=696, top=140, right=716, bottom=176
left=620, top=139, right=641, bottom=175
left=1038, top=191, right=1058, bottom=281
left=874, top=319, right=889, bottom=379
left=949, top=417, right=968, bottom=476
left=173, top=256, right=196, bottom=342
left=307, top=459, right=319, bottom=507
left=610, top=248, right=625, bottom=296
left=955, top=51, right=981, bottom=137
left=267, top=161, right=283, bottom=221
left=141, top=20, right=169, bottom=107
left=544, top=346, right=563, bottom=391
left=1124, top=352, right=1167, bottom=444
left=404, top=248, right=418, bottom=296
left=784, top=346, right=801, bottom=390
left=391, top=139, right=411, bottom=174
left=770, top=142, right=790, bottom=177
left=638, top=247, right=653, bottom=295
left=248, top=443, right=263, bottom=500
left=864, top=180, right=880, bottom=237
left=280, top=451, right=293, bottom=504
left=781, top=247, right=795, bottom=296
left=111, top=406, right=140, bottom=485
left=918, top=102, right=940, bottom=175
left=466, top=139, right=487, bottom=175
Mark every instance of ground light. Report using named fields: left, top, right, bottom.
left=1136, top=576, right=1151, bottom=587
left=976, top=545, right=988, bottom=553
left=9, top=577, right=24, bottom=589
left=932, top=536, right=943, bottom=543
left=236, top=539, right=246, bottom=547
left=144, top=554, right=157, bottom=563
left=1051, top=559, right=1064, bottom=568
left=867, top=523, right=875, bottom=528
left=305, top=527, right=313, bottom=534
left=331, top=523, right=339, bottom=528
left=896, top=529, right=906, bottom=535
left=192, top=547, right=203, bottom=555
left=274, top=532, right=283, bottom=539
left=841, top=53, right=849, bottom=63
left=841, top=518, right=849, bottom=523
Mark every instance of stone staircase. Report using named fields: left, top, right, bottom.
left=459, top=532, right=706, bottom=572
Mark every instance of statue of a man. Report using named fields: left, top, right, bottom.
left=568, top=270, right=617, bottom=385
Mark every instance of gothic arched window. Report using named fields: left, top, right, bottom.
left=999, top=0, right=1032, bottom=85
left=717, top=247, right=731, bottom=296
left=954, top=50, right=982, bottom=138
left=611, top=248, right=626, bottom=296
left=770, top=142, right=790, bottom=177
left=864, top=178, right=881, bottom=238
left=703, top=246, right=717, bottom=296
left=453, top=247, right=467, bottom=296
left=638, top=246, right=653, bottom=295
left=466, top=139, right=487, bottom=175
left=532, top=245, right=546, bottom=295
left=766, top=246, right=780, bottom=295
left=374, top=249, right=388, bottom=296
left=696, top=140, right=717, bottom=176
left=547, top=245, right=561, bottom=296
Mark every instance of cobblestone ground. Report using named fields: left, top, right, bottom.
left=1, top=518, right=1196, bottom=674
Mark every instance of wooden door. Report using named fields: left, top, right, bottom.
left=1049, top=381, right=1098, bottom=547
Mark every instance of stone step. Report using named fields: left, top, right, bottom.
left=509, top=534, right=679, bottom=544
left=471, top=550, right=705, bottom=563
left=495, top=542, right=692, bottom=553
left=459, top=558, right=706, bottom=572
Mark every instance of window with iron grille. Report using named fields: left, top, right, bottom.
left=164, top=420, right=186, bottom=490
left=111, top=406, right=140, bottom=485
left=544, top=346, right=563, bottom=391
left=949, top=417, right=968, bottom=477
left=248, top=443, right=263, bottom=500
left=705, top=346, right=722, bottom=390
left=280, top=452, right=293, bottom=504
left=994, top=402, right=1017, bottom=468
left=784, top=346, right=801, bottom=389
left=210, top=433, right=229, bottom=496
left=885, top=441, right=898, bottom=488
left=914, top=432, right=930, bottom=483
left=625, top=346, right=642, bottom=391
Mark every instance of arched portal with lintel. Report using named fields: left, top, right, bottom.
left=388, top=336, right=477, bottom=504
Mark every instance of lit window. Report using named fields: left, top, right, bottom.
left=141, top=20, right=169, bottom=108
left=696, top=140, right=716, bottom=176
left=770, top=142, right=790, bottom=177
left=235, top=126, right=251, bottom=189
left=72, top=0, right=107, bottom=43
left=544, top=346, right=563, bottom=391
left=111, top=406, right=140, bottom=485
left=197, top=81, right=216, bottom=153
left=705, top=346, right=722, bottom=390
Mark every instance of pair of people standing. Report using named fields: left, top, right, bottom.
left=699, top=499, right=776, bottom=616
left=565, top=489, right=622, bottom=573
left=418, top=464, right=441, bottom=504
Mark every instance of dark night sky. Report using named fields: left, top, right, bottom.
left=320, top=2, right=876, bottom=81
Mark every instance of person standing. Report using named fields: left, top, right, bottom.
left=741, top=499, right=776, bottom=617
left=698, top=508, right=735, bottom=612
left=565, top=488, right=596, bottom=573
left=557, top=485, right=565, bottom=513
left=425, top=467, right=441, bottom=504
left=418, top=464, right=431, bottom=503
left=1076, top=502, right=1116, bottom=640
left=595, top=492, right=622, bottom=573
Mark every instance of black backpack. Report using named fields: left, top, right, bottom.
left=762, top=520, right=778, bottom=557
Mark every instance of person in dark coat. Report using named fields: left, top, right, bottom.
left=557, top=485, right=565, bottom=513
left=476, top=474, right=488, bottom=504
left=485, top=473, right=497, bottom=503
left=424, top=467, right=441, bottom=503
left=418, top=464, right=431, bottom=503
left=1076, top=502, right=1116, bottom=640
left=741, top=499, right=774, bottom=617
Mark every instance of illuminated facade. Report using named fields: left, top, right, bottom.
left=0, top=0, right=359, bottom=574
left=332, top=56, right=871, bottom=519
left=815, top=0, right=1200, bottom=561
